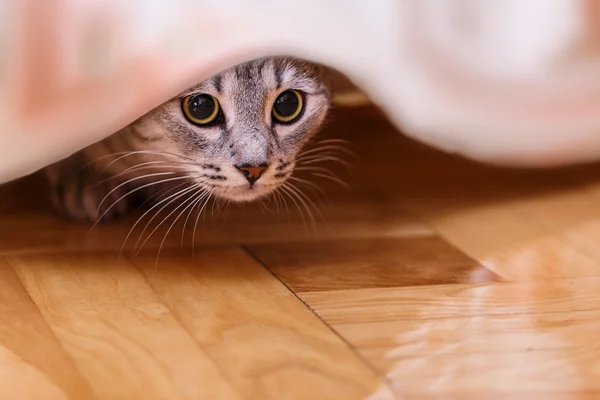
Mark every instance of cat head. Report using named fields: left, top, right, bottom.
left=132, top=57, right=332, bottom=202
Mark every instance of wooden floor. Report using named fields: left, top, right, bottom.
left=2, top=105, right=600, bottom=399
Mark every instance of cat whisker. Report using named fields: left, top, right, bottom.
left=295, top=151, right=350, bottom=167
left=217, top=197, right=228, bottom=216
left=296, top=148, right=351, bottom=158
left=294, top=165, right=337, bottom=174
left=280, top=183, right=310, bottom=235
left=111, top=160, right=194, bottom=174
left=310, top=172, right=349, bottom=188
left=296, top=139, right=356, bottom=174
left=101, top=156, right=197, bottom=175
left=312, top=138, right=353, bottom=146
left=262, top=197, right=277, bottom=215
left=257, top=197, right=269, bottom=215
left=136, top=181, right=190, bottom=211
left=150, top=186, right=209, bottom=272
left=297, top=148, right=352, bottom=158
left=91, top=163, right=194, bottom=187
left=296, top=153, right=352, bottom=165
left=297, top=150, right=353, bottom=159
left=222, top=200, right=232, bottom=222
left=296, top=155, right=352, bottom=169
left=290, top=181, right=331, bottom=231
left=88, top=174, right=193, bottom=236
left=180, top=189, right=212, bottom=249
left=210, top=196, right=218, bottom=220
left=297, top=144, right=356, bottom=159
left=131, top=184, right=203, bottom=256
left=96, top=171, right=184, bottom=214
left=289, top=176, right=328, bottom=202
left=265, top=191, right=282, bottom=217
left=275, top=188, right=291, bottom=220
left=270, top=191, right=281, bottom=216
left=97, top=171, right=217, bottom=220
left=221, top=199, right=231, bottom=223
left=95, top=172, right=190, bottom=210
left=295, top=164, right=331, bottom=171
left=107, top=149, right=196, bottom=164
left=278, top=186, right=299, bottom=225
left=294, top=166, right=349, bottom=187
left=284, top=182, right=322, bottom=235
left=192, top=192, right=213, bottom=257
left=81, top=150, right=196, bottom=174
left=120, top=183, right=202, bottom=257
left=211, top=197, right=229, bottom=221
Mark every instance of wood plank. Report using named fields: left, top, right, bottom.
left=249, top=237, right=497, bottom=293
left=400, top=184, right=600, bottom=282
left=0, top=259, right=94, bottom=400
left=506, top=183, right=600, bottom=268
left=298, top=273, right=600, bottom=398
left=8, top=254, right=241, bottom=400
left=299, top=278, right=600, bottom=325
left=337, top=309, right=600, bottom=362
left=391, top=142, right=600, bottom=282
left=131, top=248, right=397, bottom=400
left=337, top=310, right=600, bottom=397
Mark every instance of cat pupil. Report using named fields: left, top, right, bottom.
left=274, top=91, right=299, bottom=117
left=188, top=95, right=215, bottom=120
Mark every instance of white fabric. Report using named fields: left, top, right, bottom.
left=2, top=0, right=600, bottom=183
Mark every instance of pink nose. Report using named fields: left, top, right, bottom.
left=237, top=165, right=268, bottom=183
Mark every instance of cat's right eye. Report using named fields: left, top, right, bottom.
left=182, top=94, right=220, bottom=126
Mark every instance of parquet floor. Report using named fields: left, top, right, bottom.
left=2, top=105, right=600, bottom=399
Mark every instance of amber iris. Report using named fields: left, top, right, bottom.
left=272, top=90, right=303, bottom=124
left=182, top=94, right=220, bottom=126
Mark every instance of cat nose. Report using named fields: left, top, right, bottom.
left=236, top=164, right=268, bottom=184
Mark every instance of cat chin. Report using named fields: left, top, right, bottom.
left=210, top=184, right=276, bottom=203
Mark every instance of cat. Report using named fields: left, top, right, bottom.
left=43, top=57, right=333, bottom=222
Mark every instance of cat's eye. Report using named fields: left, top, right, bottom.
left=182, top=94, right=220, bottom=126
left=272, top=90, right=304, bottom=124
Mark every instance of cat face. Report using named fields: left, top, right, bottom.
left=132, top=57, right=332, bottom=202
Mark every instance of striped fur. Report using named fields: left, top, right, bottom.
left=43, top=57, right=332, bottom=222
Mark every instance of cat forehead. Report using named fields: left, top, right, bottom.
left=182, top=58, right=322, bottom=96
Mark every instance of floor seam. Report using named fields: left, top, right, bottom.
left=241, top=245, right=399, bottom=397
left=129, top=255, right=249, bottom=400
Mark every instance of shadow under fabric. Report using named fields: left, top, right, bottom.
left=3, top=0, right=600, bottom=184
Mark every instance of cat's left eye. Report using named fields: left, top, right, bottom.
left=272, top=90, right=304, bottom=124
left=182, top=94, right=220, bottom=126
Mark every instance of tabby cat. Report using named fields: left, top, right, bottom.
left=44, top=57, right=333, bottom=222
